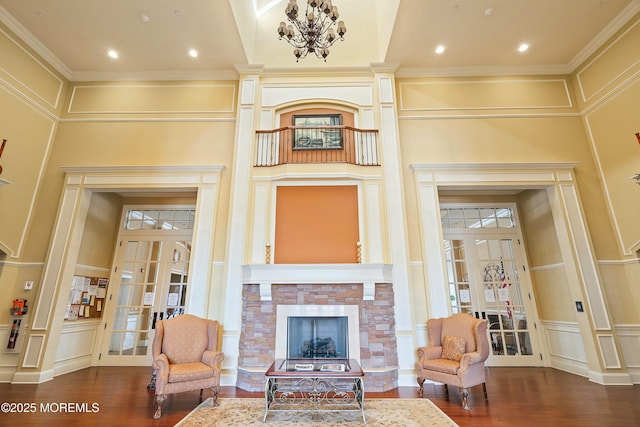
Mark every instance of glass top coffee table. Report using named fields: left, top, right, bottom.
left=263, top=358, right=365, bottom=423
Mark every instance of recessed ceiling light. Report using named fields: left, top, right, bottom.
left=188, top=49, right=198, bottom=58
left=484, top=7, right=494, bottom=16
left=140, top=14, right=150, bottom=23
left=174, top=10, right=182, bottom=16
left=518, top=43, right=529, bottom=53
left=107, top=50, right=119, bottom=59
left=435, top=45, right=446, bottom=55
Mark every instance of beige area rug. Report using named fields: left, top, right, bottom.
left=174, top=397, right=459, bottom=426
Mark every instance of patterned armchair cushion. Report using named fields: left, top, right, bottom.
left=168, top=361, right=215, bottom=383
left=420, top=358, right=460, bottom=375
left=441, top=335, right=466, bottom=361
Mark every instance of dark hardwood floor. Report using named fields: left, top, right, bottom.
left=0, top=366, right=638, bottom=426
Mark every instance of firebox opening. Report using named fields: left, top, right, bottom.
left=287, top=316, right=348, bottom=359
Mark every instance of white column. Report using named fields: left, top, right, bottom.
left=250, top=183, right=270, bottom=264
left=414, top=173, right=449, bottom=319
left=187, top=174, right=220, bottom=317
left=375, top=70, right=416, bottom=387
left=14, top=181, right=91, bottom=383
left=220, top=69, right=261, bottom=384
left=375, top=73, right=412, bottom=330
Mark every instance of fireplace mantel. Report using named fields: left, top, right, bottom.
left=241, top=263, right=393, bottom=301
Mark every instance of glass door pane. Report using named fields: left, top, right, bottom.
left=164, top=240, right=190, bottom=319
left=444, top=239, right=473, bottom=315
left=444, top=235, right=539, bottom=366
left=107, top=240, right=161, bottom=357
left=477, top=238, right=533, bottom=358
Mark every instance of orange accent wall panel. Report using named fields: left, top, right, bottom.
left=274, top=186, right=359, bottom=264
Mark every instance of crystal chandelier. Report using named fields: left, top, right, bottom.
left=277, top=0, right=347, bottom=62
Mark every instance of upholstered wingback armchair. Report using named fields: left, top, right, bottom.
left=151, top=314, right=224, bottom=419
left=416, top=313, right=489, bottom=410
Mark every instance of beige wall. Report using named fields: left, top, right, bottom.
left=0, top=24, right=67, bottom=327
left=1, top=10, right=639, bottom=380
left=76, top=192, right=122, bottom=271
left=518, top=189, right=577, bottom=323
left=573, top=13, right=640, bottom=326
left=0, top=24, right=238, bottom=366
left=573, top=13, right=640, bottom=259
left=396, top=62, right=639, bottom=326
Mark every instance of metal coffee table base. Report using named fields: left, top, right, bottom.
left=263, top=376, right=365, bottom=423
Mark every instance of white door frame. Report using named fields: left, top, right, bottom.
left=411, top=162, right=626, bottom=384
left=441, top=209, right=543, bottom=366
left=16, top=166, right=222, bottom=384
left=99, top=205, right=195, bottom=366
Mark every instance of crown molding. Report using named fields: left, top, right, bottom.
left=568, top=0, right=640, bottom=73
left=0, top=6, right=72, bottom=80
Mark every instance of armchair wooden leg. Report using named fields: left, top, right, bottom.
left=482, top=382, right=488, bottom=400
left=211, top=385, right=221, bottom=406
left=153, top=394, right=166, bottom=419
left=147, top=369, right=156, bottom=390
left=443, top=384, right=448, bottom=396
left=417, top=378, right=425, bottom=396
left=460, top=387, right=470, bottom=410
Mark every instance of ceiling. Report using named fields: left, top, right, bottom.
left=0, top=0, right=638, bottom=81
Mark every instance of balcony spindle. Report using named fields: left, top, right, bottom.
left=255, top=125, right=378, bottom=167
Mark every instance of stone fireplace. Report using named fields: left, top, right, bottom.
left=236, top=274, right=399, bottom=392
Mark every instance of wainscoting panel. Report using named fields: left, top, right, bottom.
left=597, top=334, right=622, bottom=369
left=542, top=320, right=589, bottom=377
left=617, top=324, right=640, bottom=384
left=54, top=320, right=100, bottom=376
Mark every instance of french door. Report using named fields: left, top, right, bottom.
left=98, top=207, right=194, bottom=366
left=441, top=205, right=542, bottom=366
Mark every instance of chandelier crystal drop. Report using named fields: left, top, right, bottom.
left=277, top=0, right=346, bottom=62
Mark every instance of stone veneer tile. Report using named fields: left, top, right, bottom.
left=236, top=283, right=399, bottom=392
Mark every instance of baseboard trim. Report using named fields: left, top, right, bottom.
left=220, top=370, right=238, bottom=387
left=0, top=366, right=16, bottom=383
left=54, top=354, right=93, bottom=377
left=625, top=367, right=640, bottom=384
left=11, top=368, right=54, bottom=384
left=548, top=354, right=589, bottom=378
left=588, top=370, right=633, bottom=385
left=398, top=370, right=418, bottom=387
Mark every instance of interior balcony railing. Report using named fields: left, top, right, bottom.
left=255, top=126, right=379, bottom=167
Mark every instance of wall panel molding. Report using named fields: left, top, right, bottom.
left=68, top=83, right=236, bottom=114
left=399, top=79, right=572, bottom=111
left=576, top=17, right=640, bottom=103
left=0, top=28, right=64, bottom=109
